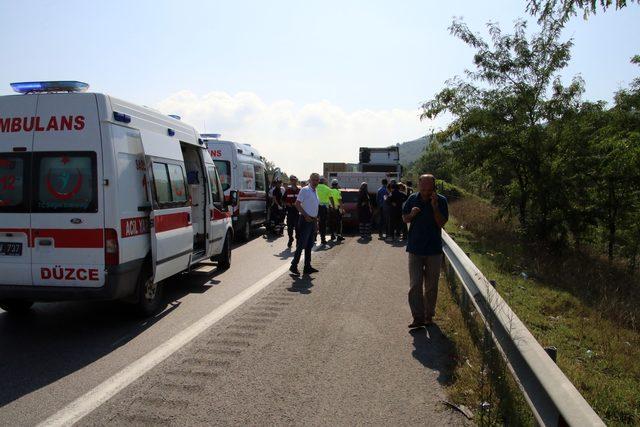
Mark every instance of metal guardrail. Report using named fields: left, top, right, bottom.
left=441, top=230, right=605, bottom=427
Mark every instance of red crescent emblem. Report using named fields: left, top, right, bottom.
left=46, top=169, right=83, bottom=200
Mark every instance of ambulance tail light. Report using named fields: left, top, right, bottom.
left=104, top=228, right=119, bottom=266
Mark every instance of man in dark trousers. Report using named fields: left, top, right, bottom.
left=290, top=173, right=320, bottom=276
left=284, top=175, right=300, bottom=248
left=376, top=178, right=388, bottom=238
left=402, top=174, right=448, bottom=328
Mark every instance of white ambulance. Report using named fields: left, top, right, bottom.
left=201, top=135, right=268, bottom=241
left=0, top=81, right=235, bottom=315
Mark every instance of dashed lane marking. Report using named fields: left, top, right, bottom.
left=37, top=260, right=294, bottom=427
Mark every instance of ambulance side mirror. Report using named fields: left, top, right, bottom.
left=227, top=190, right=239, bottom=208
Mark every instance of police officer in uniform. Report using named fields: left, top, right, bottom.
left=284, top=175, right=301, bottom=248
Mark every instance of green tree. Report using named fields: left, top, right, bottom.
left=410, top=137, right=454, bottom=182
left=527, top=0, right=638, bottom=21
left=592, top=65, right=640, bottom=262
left=421, top=18, right=580, bottom=240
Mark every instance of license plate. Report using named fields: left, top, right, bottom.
left=0, top=242, right=22, bottom=256
left=343, top=213, right=352, bottom=218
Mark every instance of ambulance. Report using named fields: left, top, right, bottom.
left=201, top=135, right=268, bottom=241
left=0, top=81, right=235, bottom=315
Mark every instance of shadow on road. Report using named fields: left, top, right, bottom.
left=287, top=275, right=315, bottom=294
left=410, top=324, right=455, bottom=385
left=274, top=248, right=294, bottom=260
left=0, top=266, right=226, bottom=409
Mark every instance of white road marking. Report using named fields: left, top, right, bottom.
left=38, top=261, right=295, bottom=427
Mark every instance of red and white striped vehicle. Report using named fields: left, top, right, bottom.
left=201, top=135, right=268, bottom=241
left=0, top=81, right=234, bottom=315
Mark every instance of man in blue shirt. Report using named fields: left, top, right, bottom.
left=376, top=179, right=388, bottom=238
left=402, top=174, right=449, bottom=328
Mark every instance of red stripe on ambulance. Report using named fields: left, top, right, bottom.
left=155, top=212, right=190, bottom=232
left=31, top=229, right=104, bottom=248
left=120, top=217, right=150, bottom=238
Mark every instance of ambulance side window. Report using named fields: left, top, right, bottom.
left=33, top=152, right=97, bottom=213
left=207, top=166, right=222, bottom=204
left=254, top=165, right=265, bottom=191
left=152, top=163, right=172, bottom=205
left=152, top=162, right=188, bottom=208
left=167, top=164, right=187, bottom=203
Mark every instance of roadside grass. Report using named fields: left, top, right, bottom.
left=436, top=267, right=532, bottom=425
left=439, top=193, right=640, bottom=425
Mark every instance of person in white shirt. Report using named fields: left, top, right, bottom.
left=290, top=172, right=320, bottom=275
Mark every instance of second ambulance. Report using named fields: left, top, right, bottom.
left=201, top=135, right=268, bottom=241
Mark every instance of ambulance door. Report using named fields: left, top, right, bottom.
left=136, top=128, right=192, bottom=283
left=0, top=95, right=37, bottom=286
left=206, top=165, right=227, bottom=255
left=31, top=93, right=105, bottom=288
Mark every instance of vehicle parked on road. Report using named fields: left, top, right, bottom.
left=340, top=189, right=360, bottom=228
left=0, top=81, right=235, bottom=315
left=325, top=171, right=398, bottom=192
left=201, top=135, right=267, bottom=241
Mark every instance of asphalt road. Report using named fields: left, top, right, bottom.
left=0, top=232, right=468, bottom=426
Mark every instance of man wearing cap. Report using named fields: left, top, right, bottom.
left=329, top=179, right=345, bottom=242
left=290, top=173, right=321, bottom=275
left=315, top=177, right=334, bottom=245
left=284, top=175, right=300, bottom=248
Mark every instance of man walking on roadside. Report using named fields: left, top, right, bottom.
left=402, top=174, right=448, bottom=328
left=290, top=173, right=321, bottom=276
left=377, top=179, right=388, bottom=238
left=284, top=175, right=300, bottom=248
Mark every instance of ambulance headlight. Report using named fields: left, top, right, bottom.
left=10, top=81, right=89, bottom=94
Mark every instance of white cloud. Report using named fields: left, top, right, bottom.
left=154, top=90, right=443, bottom=178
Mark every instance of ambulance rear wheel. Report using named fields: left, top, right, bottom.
left=0, top=300, right=34, bottom=314
left=214, top=231, right=232, bottom=270
left=135, top=265, right=163, bottom=317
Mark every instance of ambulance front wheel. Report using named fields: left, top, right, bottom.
left=0, top=300, right=34, bottom=314
left=134, top=264, right=163, bottom=317
left=213, top=231, right=232, bottom=270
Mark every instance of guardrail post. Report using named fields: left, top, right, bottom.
left=544, top=346, right=557, bottom=363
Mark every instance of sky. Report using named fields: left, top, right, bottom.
left=1, top=0, right=638, bottom=178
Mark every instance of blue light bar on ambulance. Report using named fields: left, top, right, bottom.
left=201, top=133, right=221, bottom=139
left=10, top=81, right=89, bottom=94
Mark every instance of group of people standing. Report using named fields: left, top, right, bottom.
left=285, top=172, right=450, bottom=331
left=374, top=179, right=413, bottom=241
left=268, top=174, right=344, bottom=247
left=269, top=175, right=345, bottom=248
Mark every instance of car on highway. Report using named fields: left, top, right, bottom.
left=340, top=188, right=360, bottom=228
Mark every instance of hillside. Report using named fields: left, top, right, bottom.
left=397, top=135, right=431, bottom=166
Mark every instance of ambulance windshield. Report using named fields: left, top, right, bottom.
left=34, top=152, right=97, bottom=212
left=0, top=154, right=27, bottom=212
